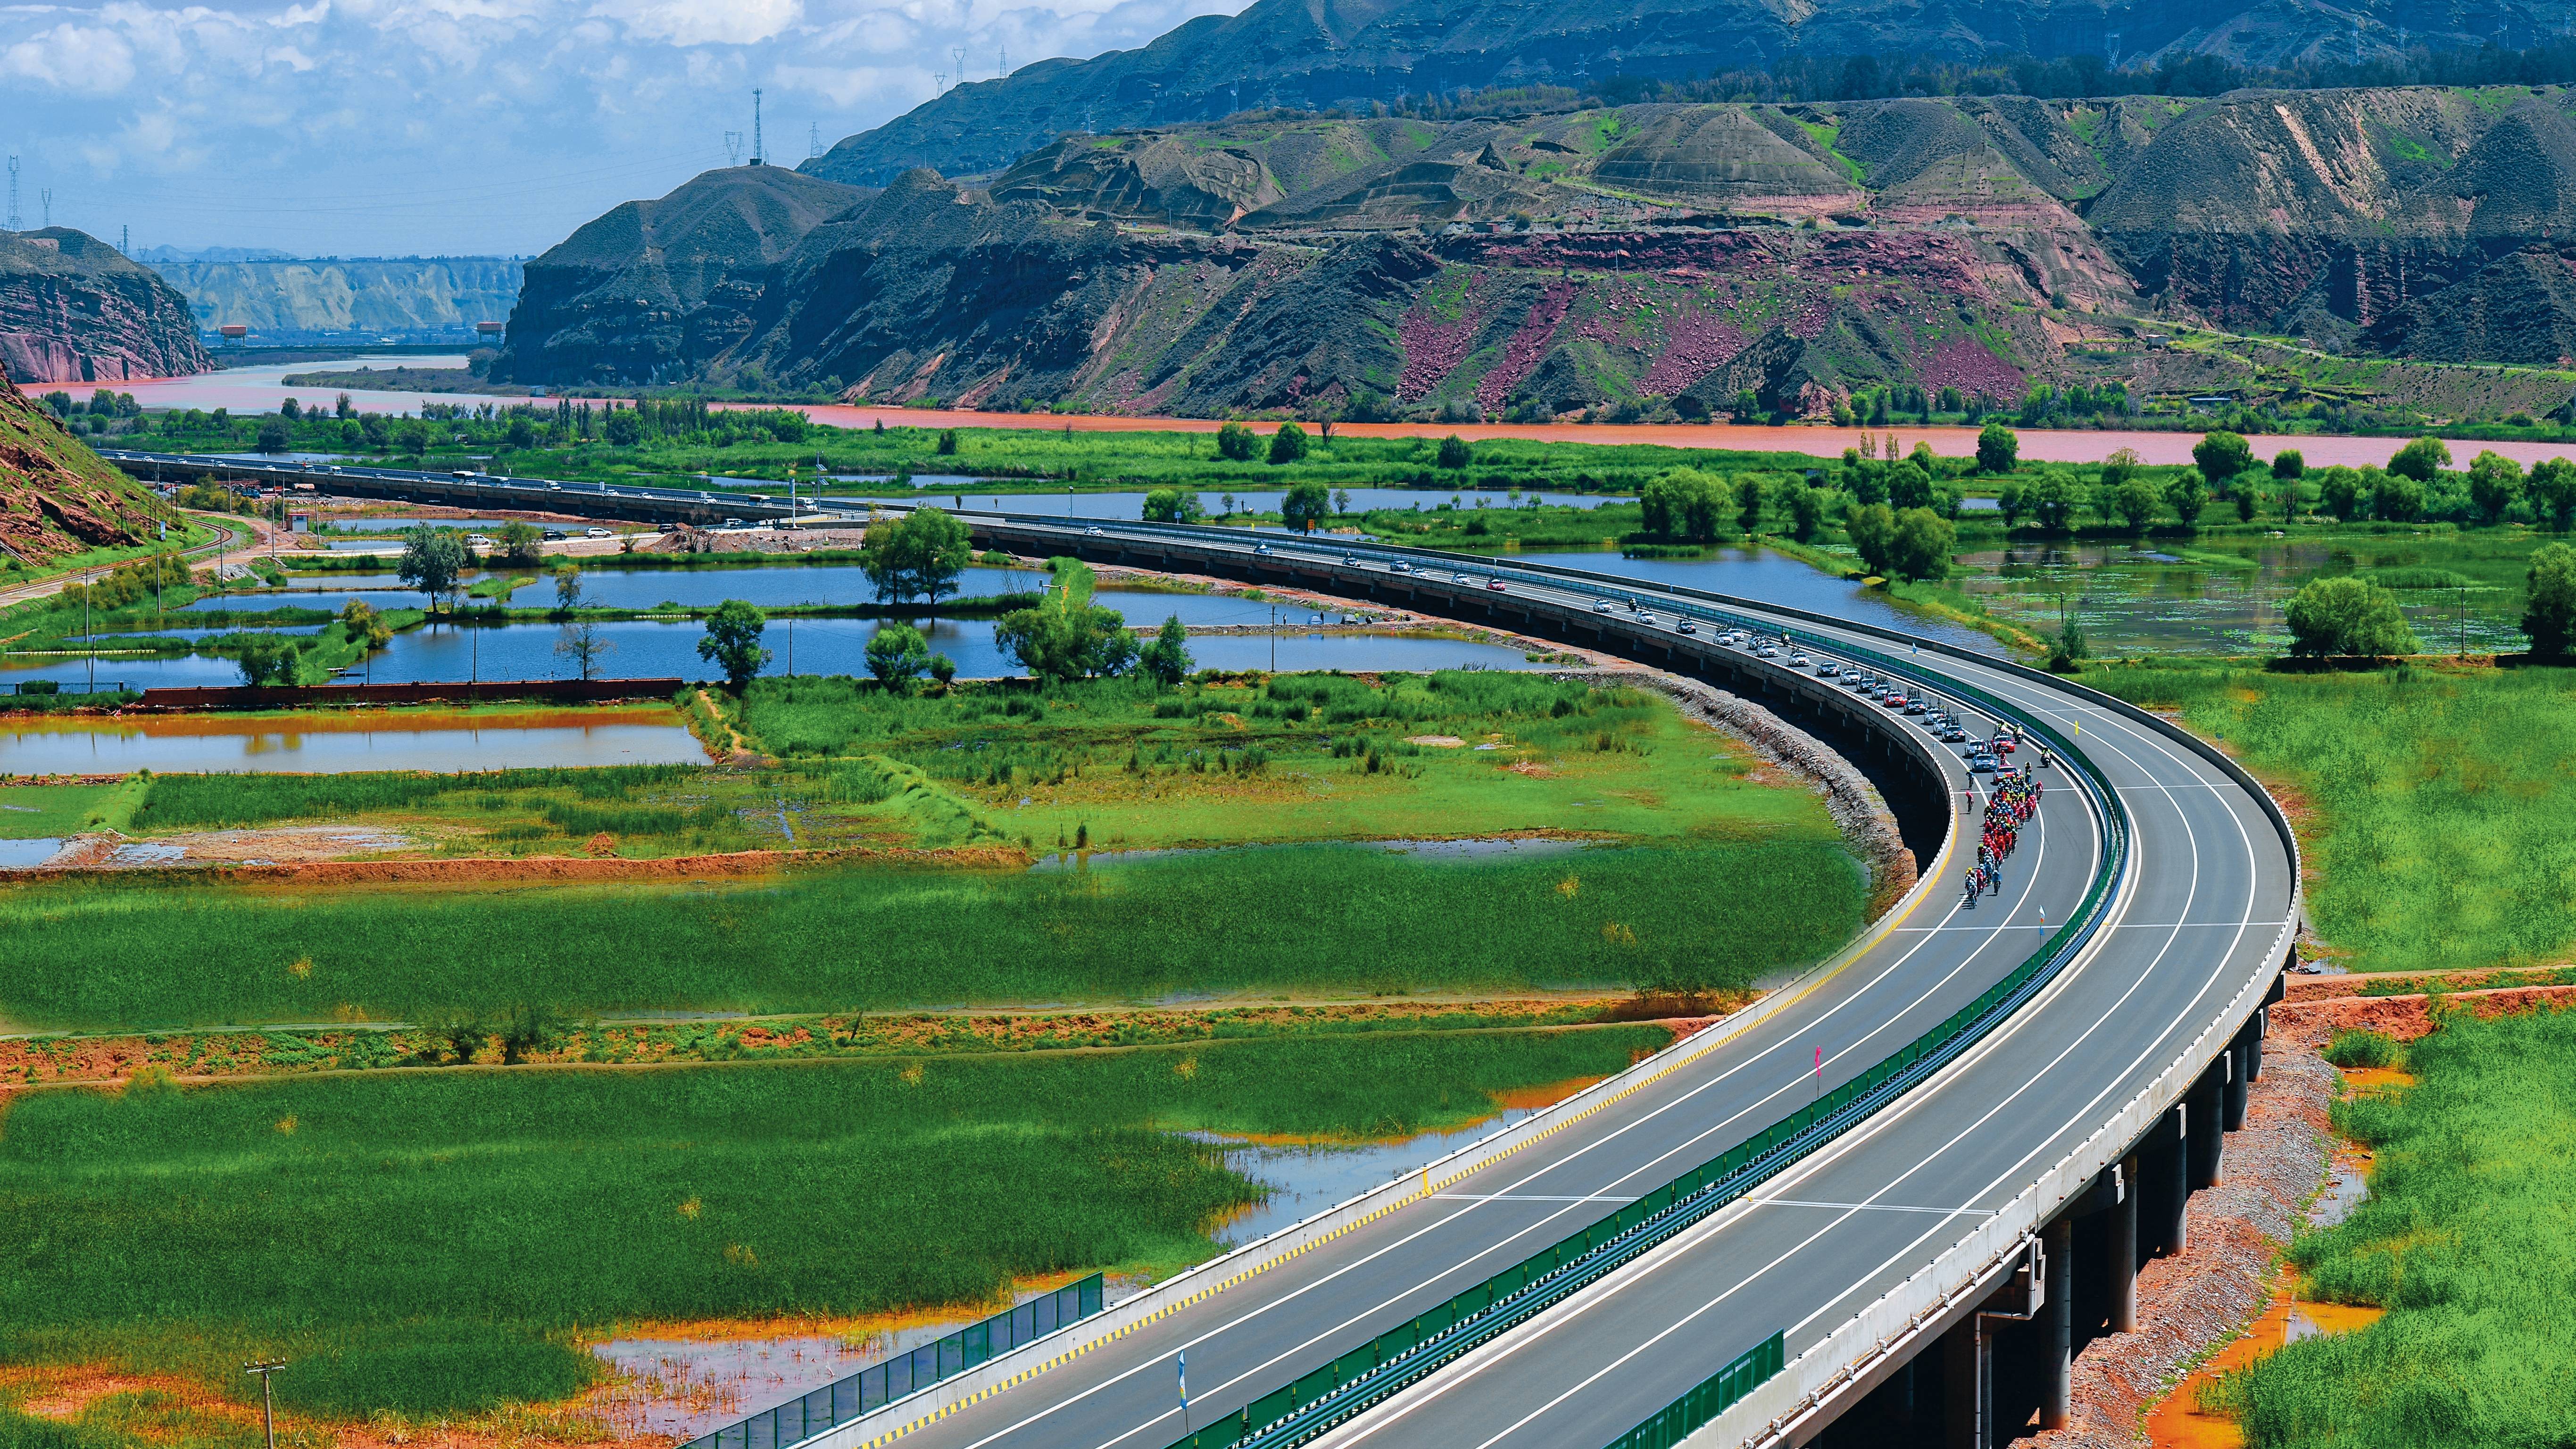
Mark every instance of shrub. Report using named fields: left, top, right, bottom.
left=2323, top=1028, right=2401, bottom=1070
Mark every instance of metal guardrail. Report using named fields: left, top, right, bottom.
left=1605, top=1332, right=1787, bottom=1449
left=680, top=1275, right=1105, bottom=1449
left=1096, top=552, right=2130, bottom=1449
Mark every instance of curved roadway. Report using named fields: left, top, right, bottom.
left=857, top=519, right=2296, bottom=1449
left=82, top=450, right=2294, bottom=1449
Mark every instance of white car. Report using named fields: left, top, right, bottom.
left=1592, top=600, right=1614, bottom=614
left=1085, top=526, right=1105, bottom=536
left=1790, top=653, right=1813, bottom=667
left=583, top=527, right=612, bottom=539
left=466, top=534, right=497, bottom=548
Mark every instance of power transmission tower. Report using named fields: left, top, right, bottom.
left=998, top=45, right=1006, bottom=76
left=726, top=131, right=744, bottom=165
left=952, top=46, right=966, bottom=88
left=808, top=123, right=823, bottom=159
left=935, top=71, right=946, bottom=92
left=5, top=156, right=17, bottom=233
left=39, top=189, right=49, bottom=227
left=750, top=88, right=764, bottom=164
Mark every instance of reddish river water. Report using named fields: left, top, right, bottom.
left=112, top=364, right=2576, bottom=469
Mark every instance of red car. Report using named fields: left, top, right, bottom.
left=1993, top=736, right=2016, bottom=754
left=1486, top=580, right=1508, bottom=592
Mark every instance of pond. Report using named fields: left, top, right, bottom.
left=0, top=711, right=707, bottom=774
left=1510, top=548, right=2003, bottom=655
left=1952, top=533, right=2539, bottom=655
left=334, top=617, right=1548, bottom=687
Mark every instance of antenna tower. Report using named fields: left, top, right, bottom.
left=121, top=224, right=128, bottom=253
left=750, top=88, right=764, bottom=165
left=5, top=156, right=17, bottom=233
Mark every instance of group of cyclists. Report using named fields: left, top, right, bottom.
left=1963, top=766, right=2044, bottom=906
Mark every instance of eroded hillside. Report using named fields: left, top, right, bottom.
left=0, top=230, right=212, bottom=384
left=0, top=363, right=170, bottom=566
left=500, top=86, right=2576, bottom=418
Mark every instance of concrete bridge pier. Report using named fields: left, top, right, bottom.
left=2139, top=1108, right=2188, bottom=1257
left=2187, top=1063, right=2227, bottom=1191
left=2108, top=1153, right=2140, bottom=1333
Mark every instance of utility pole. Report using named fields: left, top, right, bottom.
left=38, top=187, right=49, bottom=228
left=4, top=155, right=15, bottom=232
left=243, top=1362, right=285, bottom=1449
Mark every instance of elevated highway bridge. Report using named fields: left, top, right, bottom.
left=95, top=450, right=2300, bottom=1448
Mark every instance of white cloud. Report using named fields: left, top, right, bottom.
left=3, top=19, right=136, bottom=92
left=0, top=0, right=1254, bottom=252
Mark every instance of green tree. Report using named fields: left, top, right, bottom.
left=499, top=520, right=544, bottom=566
left=2112, top=476, right=2163, bottom=533
left=1889, top=508, right=1956, bottom=580
left=551, top=565, right=583, bottom=612
left=697, top=600, right=772, bottom=690
left=1141, top=488, right=1204, bottom=523
left=2097, top=447, right=2142, bottom=493
left=505, top=415, right=536, bottom=449
left=1842, top=456, right=1889, bottom=507
left=1886, top=461, right=1933, bottom=512
left=396, top=525, right=466, bottom=613
left=1975, top=422, right=2018, bottom=474
left=1641, top=468, right=1723, bottom=542
left=2236, top=483, right=2259, bottom=523
left=2316, top=466, right=2365, bottom=522
left=1996, top=479, right=2030, bottom=527
left=860, top=507, right=972, bottom=604
left=864, top=622, right=932, bottom=690
left=2192, top=431, right=2255, bottom=487
left=1845, top=502, right=1898, bottom=576
left=1334, top=489, right=1352, bottom=516
left=2271, top=448, right=2305, bottom=481
left=2528, top=456, right=2576, bottom=531
left=603, top=410, right=644, bottom=445
left=2468, top=450, right=2524, bottom=525
left=2524, top=542, right=2576, bottom=657
left=2387, top=434, right=2451, bottom=483
left=936, top=429, right=960, bottom=456
left=1215, top=422, right=1259, bottom=461
left=2285, top=576, right=2419, bottom=658
left=994, top=559, right=1140, bottom=683
left=235, top=636, right=296, bottom=687
left=1138, top=615, right=1195, bottom=685
left=2046, top=614, right=2089, bottom=672
left=2031, top=471, right=2077, bottom=531
left=255, top=420, right=289, bottom=453
left=1735, top=475, right=1766, bottom=535
left=1281, top=481, right=1332, bottom=531
left=1783, top=483, right=1827, bottom=542
left=337, top=599, right=392, bottom=651
left=2166, top=469, right=2209, bottom=529
left=2371, top=468, right=2426, bottom=523
left=1268, top=422, right=1309, bottom=465
left=1437, top=434, right=1472, bottom=469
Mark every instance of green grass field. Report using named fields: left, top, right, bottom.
left=2088, top=660, right=2576, bottom=974
left=0, top=837, right=1863, bottom=1032
left=2216, top=1008, right=2576, bottom=1447
left=0, top=1027, right=1665, bottom=1419
left=745, top=671, right=1833, bottom=852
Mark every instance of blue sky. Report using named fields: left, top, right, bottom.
left=0, top=0, right=1243, bottom=258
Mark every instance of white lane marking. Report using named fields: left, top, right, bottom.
left=1342, top=661, right=2275, bottom=1449
left=948, top=743, right=2075, bottom=1449
left=1431, top=1194, right=1638, bottom=1204
left=1745, top=1199, right=1996, bottom=1217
